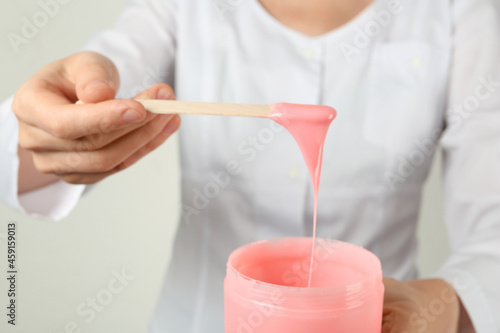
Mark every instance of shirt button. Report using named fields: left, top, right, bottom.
left=303, top=48, right=317, bottom=59
left=411, top=57, right=423, bottom=67
left=288, top=167, right=301, bottom=179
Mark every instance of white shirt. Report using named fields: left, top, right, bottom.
left=1, top=0, right=500, bottom=332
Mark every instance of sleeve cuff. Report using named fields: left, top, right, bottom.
left=18, top=181, right=85, bottom=221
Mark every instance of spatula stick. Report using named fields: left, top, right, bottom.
left=136, top=99, right=272, bottom=118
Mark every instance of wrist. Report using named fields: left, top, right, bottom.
left=18, top=145, right=58, bottom=194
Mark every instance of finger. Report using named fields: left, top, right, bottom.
left=114, top=115, right=180, bottom=171
left=383, top=278, right=422, bottom=306
left=382, top=306, right=415, bottom=333
left=18, top=111, right=157, bottom=152
left=17, top=94, right=148, bottom=140
left=58, top=115, right=180, bottom=185
left=65, top=52, right=120, bottom=103
left=383, top=278, right=407, bottom=304
left=18, top=84, right=175, bottom=151
left=133, top=83, right=176, bottom=101
left=32, top=114, right=178, bottom=174
left=14, top=52, right=125, bottom=131
left=13, top=52, right=119, bottom=124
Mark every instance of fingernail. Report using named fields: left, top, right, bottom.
left=157, top=88, right=172, bottom=100
left=162, top=116, right=180, bottom=135
left=84, top=80, right=110, bottom=91
left=123, top=109, right=143, bottom=123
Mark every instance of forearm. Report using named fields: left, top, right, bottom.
left=17, top=145, right=58, bottom=194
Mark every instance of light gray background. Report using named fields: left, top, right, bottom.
left=0, top=0, right=450, bottom=332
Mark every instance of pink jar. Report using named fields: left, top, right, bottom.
left=224, top=237, right=384, bottom=333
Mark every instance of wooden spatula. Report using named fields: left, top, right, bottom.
left=136, top=99, right=272, bottom=118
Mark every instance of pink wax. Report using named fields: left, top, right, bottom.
left=268, top=103, right=336, bottom=286
left=224, top=103, right=384, bottom=332
left=224, top=238, right=384, bottom=333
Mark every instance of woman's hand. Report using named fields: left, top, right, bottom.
left=382, top=278, right=461, bottom=333
left=13, top=51, right=180, bottom=191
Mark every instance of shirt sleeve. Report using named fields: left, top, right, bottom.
left=83, top=0, right=178, bottom=99
left=0, top=0, right=177, bottom=221
left=436, top=0, right=500, bottom=331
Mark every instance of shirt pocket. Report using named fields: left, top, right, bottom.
left=362, top=42, right=445, bottom=155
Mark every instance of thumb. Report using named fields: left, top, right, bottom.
left=66, top=51, right=120, bottom=103
left=133, top=83, right=176, bottom=101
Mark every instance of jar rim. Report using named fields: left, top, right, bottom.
left=225, top=237, right=384, bottom=309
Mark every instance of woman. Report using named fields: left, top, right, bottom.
left=1, top=0, right=499, bottom=331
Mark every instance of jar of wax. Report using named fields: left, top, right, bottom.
left=224, top=238, right=384, bottom=333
